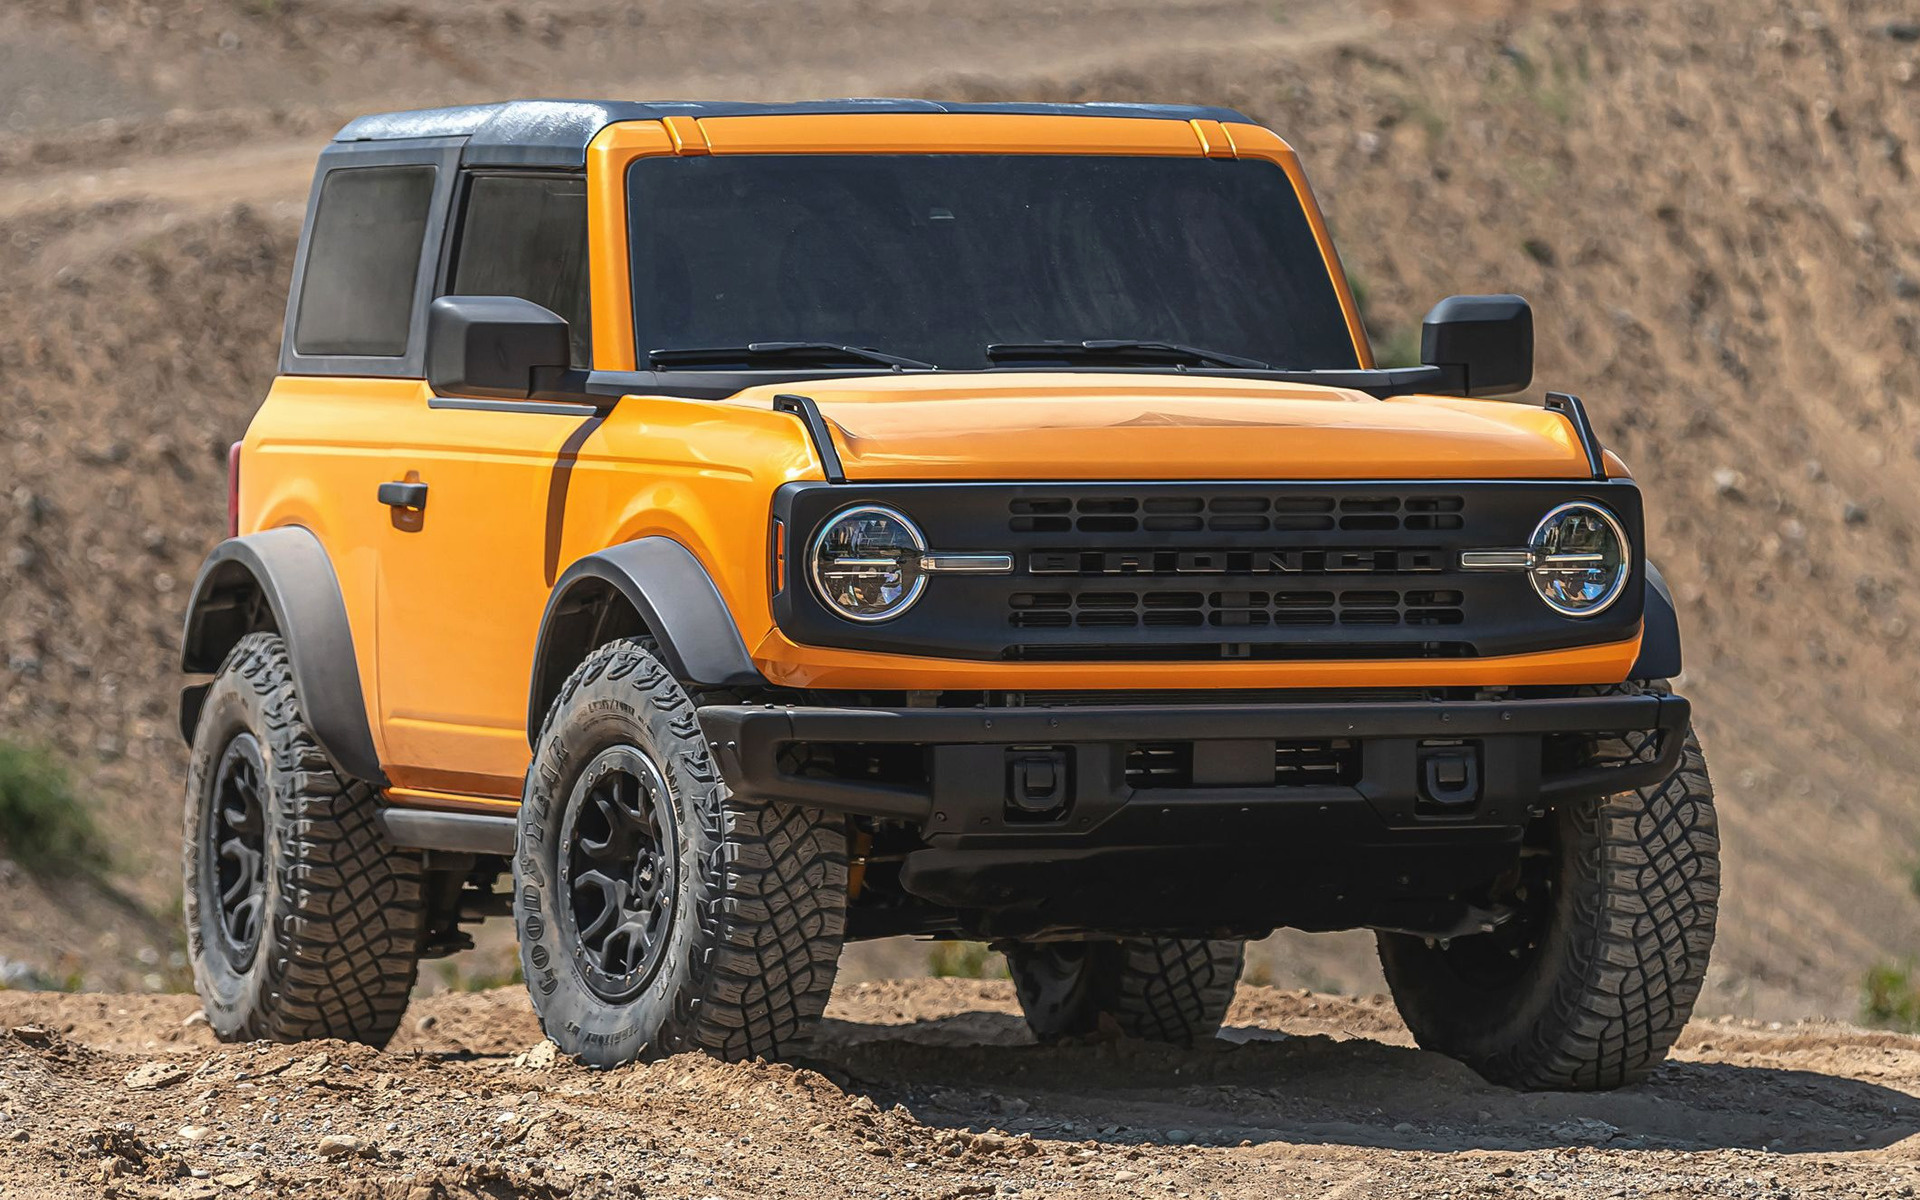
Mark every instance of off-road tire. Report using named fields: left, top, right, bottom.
left=183, top=632, right=425, bottom=1046
left=514, top=638, right=848, bottom=1067
left=1006, top=938, right=1245, bottom=1044
left=1377, top=709, right=1718, bottom=1091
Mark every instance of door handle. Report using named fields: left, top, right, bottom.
left=378, top=481, right=428, bottom=511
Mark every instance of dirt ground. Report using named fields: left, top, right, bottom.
left=0, top=978, right=1913, bottom=1199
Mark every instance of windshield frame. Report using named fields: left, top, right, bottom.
left=582, top=114, right=1372, bottom=375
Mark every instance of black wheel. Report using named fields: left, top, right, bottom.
left=183, top=632, right=425, bottom=1045
left=514, top=638, right=848, bottom=1067
left=1377, top=710, right=1719, bottom=1091
left=1006, top=937, right=1245, bottom=1044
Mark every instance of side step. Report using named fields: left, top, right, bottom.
left=377, top=807, right=517, bottom=856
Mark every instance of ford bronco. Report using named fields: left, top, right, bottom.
left=179, top=99, right=1716, bottom=1090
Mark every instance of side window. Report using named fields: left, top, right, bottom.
left=293, top=165, right=436, bottom=357
left=449, top=175, right=592, bottom=367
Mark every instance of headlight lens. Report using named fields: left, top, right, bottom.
left=809, top=505, right=927, bottom=622
left=1528, top=502, right=1630, bottom=616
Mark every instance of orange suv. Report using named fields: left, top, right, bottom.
left=179, top=99, right=1716, bottom=1089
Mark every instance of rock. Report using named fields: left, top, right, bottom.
left=125, top=1062, right=188, bottom=1090
left=514, top=1040, right=558, bottom=1070
left=213, top=1173, right=257, bottom=1190
left=415, top=1014, right=439, bottom=1034
left=1550, top=1117, right=1621, bottom=1143
left=316, top=1134, right=364, bottom=1158
left=5, top=1130, right=24, bottom=1144
left=9, top=1026, right=50, bottom=1046
left=1393, top=1121, right=1418, bottom=1134
left=1886, top=20, right=1920, bottom=41
left=286, top=1052, right=330, bottom=1079
left=1844, top=503, right=1868, bottom=525
left=1164, top=1129, right=1192, bottom=1144
left=178, top=1126, right=211, bottom=1142
left=1113, top=1169, right=1141, bottom=1182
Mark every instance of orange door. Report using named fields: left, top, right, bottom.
left=243, top=377, right=417, bottom=765
left=372, top=391, right=601, bottom=797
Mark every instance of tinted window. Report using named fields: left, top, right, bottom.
left=628, top=154, right=1359, bottom=370
left=449, top=175, right=592, bottom=367
left=293, top=165, right=435, bottom=357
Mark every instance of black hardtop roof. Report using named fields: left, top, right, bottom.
left=331, top=98, right=1258, bottom=168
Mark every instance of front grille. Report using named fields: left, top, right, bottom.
left=1011, top=493, right=1465, bottom=535
left=1008, top=588, right=1465, bottom=630
left=1125, top=739, right=1362, bottom=789
left=774, top=479, right=1647, bottom=663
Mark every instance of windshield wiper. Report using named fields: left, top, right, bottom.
left=649, top=342, right=936, bottom=371
left=985, top=339, right=1271, bottom=371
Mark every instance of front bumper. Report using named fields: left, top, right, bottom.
left=700, top=692, right=1689, bottom=831
left=700, top=692, right=1689, bottom=937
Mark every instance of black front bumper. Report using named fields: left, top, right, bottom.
left=698, top=693, right=1689, bottom=937
left=700, top=693, right=1689, bottom=830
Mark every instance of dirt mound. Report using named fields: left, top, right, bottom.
left=1, top=980, right=1918, bottom=1199
left=3, top=0, right=1920, bottom=1019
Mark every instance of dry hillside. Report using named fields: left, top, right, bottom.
left=1, top=0, right=1918, bottom=1021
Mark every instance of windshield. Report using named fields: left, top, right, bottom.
left=627, top=154, right=1361, bottom=371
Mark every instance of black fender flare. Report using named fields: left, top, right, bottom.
left=1628, top=559, right=1683, bottom=681
left=526, top=537, right=768, bottom=744
left=178, top=526, right=386, bottom=785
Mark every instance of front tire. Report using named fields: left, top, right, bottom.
left=1377, top=722, right=1719, bottom=1091
left=514, top=639, right=848, bottom=1067
left=1006, top=938, right=1245, bottom=1044
left=183, top=632, right=425, bottom=1045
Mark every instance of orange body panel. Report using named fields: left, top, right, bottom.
left=719, top=373, right=1598, bottom=481
left=748, top=630, right=1642, bottom=691
left=244, top=111, right=1642, bottom=802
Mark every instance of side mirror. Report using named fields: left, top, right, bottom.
left=426, top=295, right=570, bottom=400
left=1420, top=294, right=1533, bottom=396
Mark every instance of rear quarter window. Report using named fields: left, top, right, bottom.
left=292, top=165, right=437, bottom=358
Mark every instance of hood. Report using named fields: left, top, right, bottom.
left=731, top=373, right=1600, bottom=481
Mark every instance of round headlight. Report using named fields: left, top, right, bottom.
left=1528, top=502, right=1630, bottom=617
left=809, top=505, right=928, bottom=622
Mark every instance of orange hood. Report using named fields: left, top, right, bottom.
left=730, top=373, right=1600, bottom=481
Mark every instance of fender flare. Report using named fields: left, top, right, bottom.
left=526, top=537, right=768, bottom=744
left=1628, top=559, right=1683, bottom=681
left=178, top=527, right=386, bottom=785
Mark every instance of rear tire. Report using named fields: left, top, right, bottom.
left=1006, top=937, right=1244, bottom=1044
left=514, top=638, right=848, bottom=1067
left=1377, top=721, right=1719, bottom=1091
left=183, top=632, right=425, bottom=1046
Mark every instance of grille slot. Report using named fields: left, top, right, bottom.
left=1011, top=492, right=1463, bottom=535
left=1009, top=589, right=1464, bottom=630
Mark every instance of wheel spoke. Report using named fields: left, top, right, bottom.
left=570, top=869, right=629, bottom=946
left=225, top=893, right=262, bottom=947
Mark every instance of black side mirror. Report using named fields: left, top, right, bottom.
left=426, top=295, right=570, bottom=400
left=1420, top=294, right=1533, bottom=396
